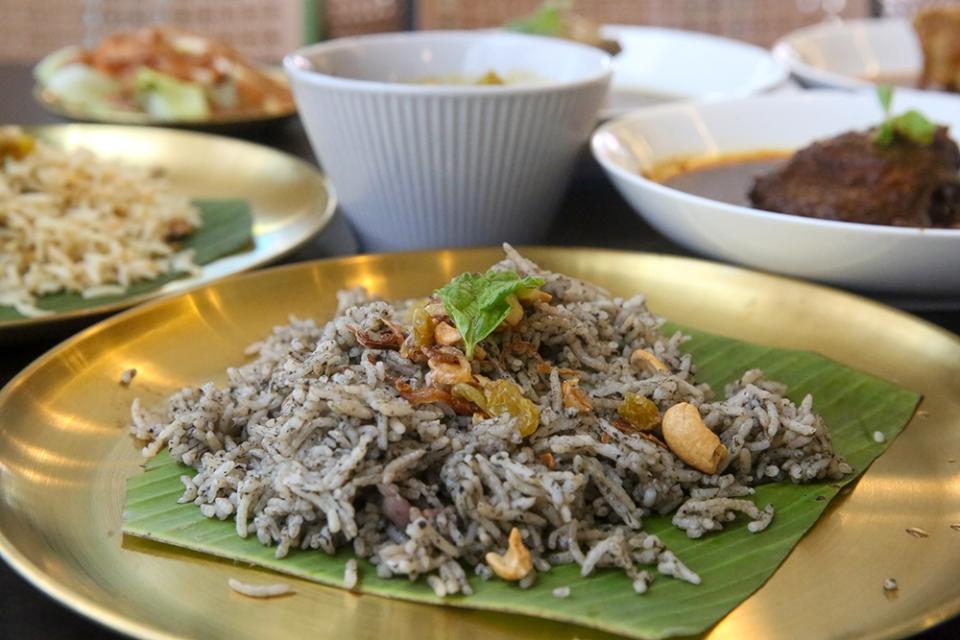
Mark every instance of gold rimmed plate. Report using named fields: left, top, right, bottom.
left=33, top=53, right=297, bottom=133
left=34, top=86, right=297, bottom=133
left=0, top=248, right=958, bottom=639
left=0, top=124, right=336, bottom=342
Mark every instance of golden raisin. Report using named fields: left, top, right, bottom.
left=451, top=383, right=488, bottom=412
left=617, top=393, right=660, bottom=431
left=484, top=379, right=540, bottom=437
left=502, top=294, right=524, bottom=327
left=411, top=306, right=435, bottom=350
left=0, top=129, right=34, bottom=160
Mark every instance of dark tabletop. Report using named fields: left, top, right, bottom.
left=1, top=63, right=957, bottom=640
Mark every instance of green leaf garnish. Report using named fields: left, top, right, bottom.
left=504, top=0, right=570, bottom=36
left=435, top=269, right=544, bottom=358
left=873, top=120, right=896, bottom=147
left=872, top=85, right=938, bottom=147
left=876, top=84, right=894, bottom=116
left=890, top=109, right=938, bottom=146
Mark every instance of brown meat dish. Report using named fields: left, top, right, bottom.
left=914, top=5, right=960, bottom=92
left=749, top=128, right=960, bottom=228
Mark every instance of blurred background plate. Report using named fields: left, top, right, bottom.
left=0, top=248, right=958, bottom=640
left=32, top=53, right=298, bottom=133
left=0, top=124, right=336, bottom=342
left=601, top=25, right=788, bottom=118
left=772, top=17, right=921, bottom=90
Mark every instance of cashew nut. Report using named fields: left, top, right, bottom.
left=517, top=288, right=552, bottom=304
left=503, top=294, right=523, bottom=327
left=434, top=321, right=462, bottom=346
left=427, top=354, right=473, bottom=386
left=485, top=527, right=533, bottom=581
left=423, top=301, right=447, bottom=318
left=630, top=348, right=669, bottom=373
left=662, top=402, right=727, bottom=475
left=561, top=378, right=592, bottom=412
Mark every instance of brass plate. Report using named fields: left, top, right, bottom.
left=34, top=85, right=297, bottom=132
left=0, top=124, right=336, bottom=340
left=0, top=248, right=958, bottom=640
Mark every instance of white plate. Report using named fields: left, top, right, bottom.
left=601, top=25, right=788, bottom=119
left=591, top=89, right=960, bottom=297
left=772, top=18, right=922, bottom=90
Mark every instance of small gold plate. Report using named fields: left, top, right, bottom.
left=1, top=124, right=336, bottom=340
left=0, top=248, right=958, bottom=640
left=34, top=85, right=297, bottom=132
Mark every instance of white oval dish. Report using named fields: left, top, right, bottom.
left=591, top=89, right=960, bottom=297
left=602, top=25, right=788, bottom=119
left=772, top=17, right=922, bottom=90
left=284, top=31, right=611, bottom=252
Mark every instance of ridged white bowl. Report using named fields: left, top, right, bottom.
left=285, top=31, right=611, bottom=251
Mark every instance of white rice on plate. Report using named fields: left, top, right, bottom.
left=131, top=245, right=851, bottom=595
left=0, top=126, right=200, bottom=317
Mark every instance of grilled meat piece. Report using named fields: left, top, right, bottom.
left=749, top=128, right=960, bottom=228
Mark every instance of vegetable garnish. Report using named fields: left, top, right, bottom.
left=505, top=0, right=568, bottom=36
left=135, top=67, right=210, bottom=120
left=435, top=269, right=544, bottom=359
left=873, top=85, right=938, bottom=147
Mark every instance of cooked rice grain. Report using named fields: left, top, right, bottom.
left=227, top=578, right=291, bottom=598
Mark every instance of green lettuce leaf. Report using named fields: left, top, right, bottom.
left=122, top=323, right=920, bottom=639
left=0, top=199, right=253, bottom=321
left=435, top=270, right=544, bottom=358
left=42, top=63, right=120, bottom=114
left=33, top=46, right=84, bottom=84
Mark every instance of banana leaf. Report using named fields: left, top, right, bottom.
left=0, top=199, right=253, bottom=321
left=122, top=324, right=920, bottom=639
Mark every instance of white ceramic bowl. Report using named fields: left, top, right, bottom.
left=772, top=18, right=921, bottom=90
left=285, top=31, right=611, bottom=251
left=602, top=25, right=788, bottom=118
left=591, top=90, right=960, bottom=297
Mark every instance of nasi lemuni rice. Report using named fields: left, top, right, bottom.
left=130, top=245, right=851, bottom=596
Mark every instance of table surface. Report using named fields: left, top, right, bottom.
left=1, top=63, right=958, bottom=640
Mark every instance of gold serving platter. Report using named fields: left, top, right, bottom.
left=0, top=248, right=958, bottom=640
left=0, top=124, right=336, bottom=341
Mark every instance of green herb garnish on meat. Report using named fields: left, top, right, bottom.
left=873, top=84, right=938, bottom=147
left=435, top=269, right=544, bottom=358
